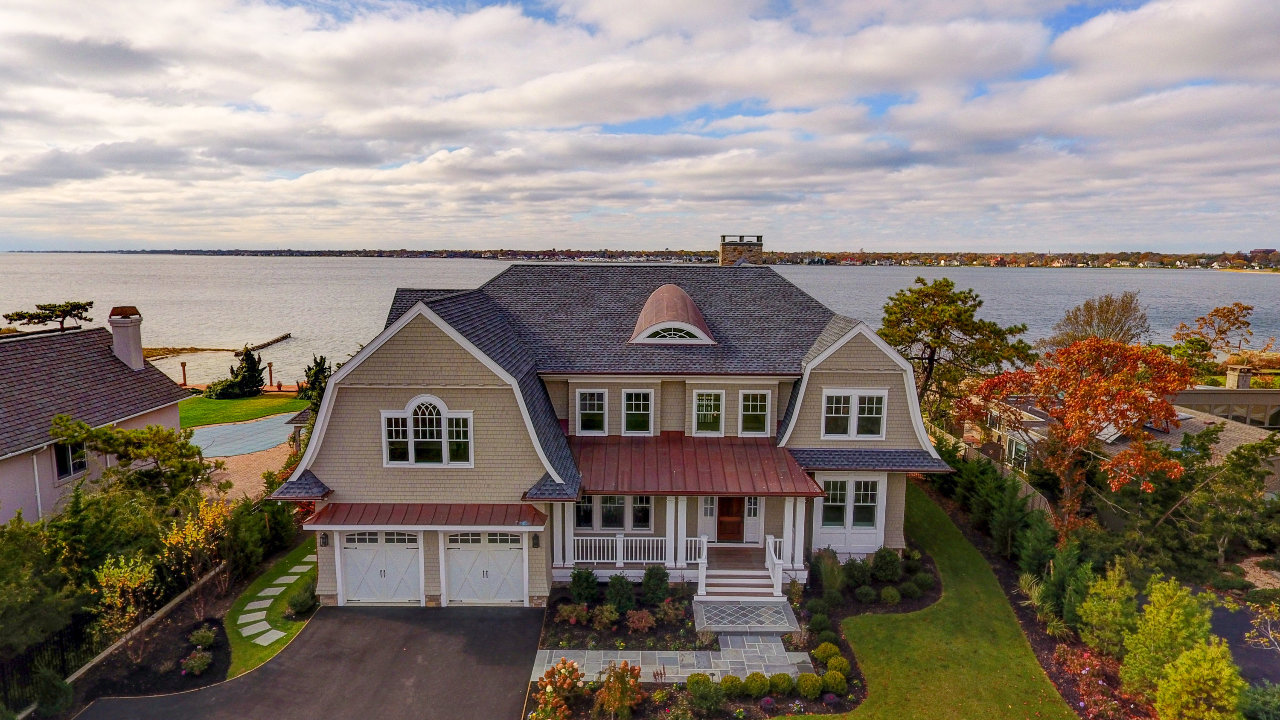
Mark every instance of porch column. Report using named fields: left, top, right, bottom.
left=552, top=503, right=564, bottom=566
left=675, top=497, right=688, bottom=568
left=563, top=503, right=575, bottom=565
left=782, top=497, right=796, bottom=568
left=664, top=497, right=677, bottom=567
left=791, top=497, right=806, bottom=568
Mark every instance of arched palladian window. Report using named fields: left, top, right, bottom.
left=382, top=395, right=472, bottom=467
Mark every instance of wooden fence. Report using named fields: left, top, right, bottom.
left=925, top=420, right=1053, bottom=514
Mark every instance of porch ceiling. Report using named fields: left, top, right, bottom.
left=569, top=434, right=824, bottom=497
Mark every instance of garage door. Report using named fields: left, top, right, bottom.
left=446, top=532, right=524, bottom=605
left=342, top=531, right=421, bottom=604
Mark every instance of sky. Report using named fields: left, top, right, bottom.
left=0, top=0, right=1277, bottom=253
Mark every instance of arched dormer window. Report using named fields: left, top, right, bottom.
left=382, top=395, right=473, bottom=467
left=630, top=284, right=716, bottom=345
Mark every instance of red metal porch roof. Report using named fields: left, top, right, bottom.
left=569, top=434, right=824, bottom=497
left=305, top=503, right=546, bottom=528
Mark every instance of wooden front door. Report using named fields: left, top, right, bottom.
left=717, top=497, right=745, bottom=542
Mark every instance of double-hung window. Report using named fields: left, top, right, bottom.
left=383, top=396, right=473, bottom=467
left=851, top=480, right=877, bottom=527
left=822, top=479, right=846, bottom=527
left=577, top=390, right=607, bottom=435
left=693, top=391, right=724, bottom=436
left=822, top=476, right=880, bottom=529
left=739, top=391, right=769, bottom=436
left=822, top=389, right=888, bottom=440
left=576, top=496, right=653, bottom=531
left=54, top=442, right=87, bottom=480
left=631, top=496, right=651, bottom=530
left=623, top=390, right=652, bottom=435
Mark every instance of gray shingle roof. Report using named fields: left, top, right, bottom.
left=269, top=468, right=332, bottom=500
left=0, top=328, right=191, bottom=458
left=787, top=448, right=952, bottom=473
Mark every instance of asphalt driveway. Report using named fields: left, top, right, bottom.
left=76, top=606, right=544, bottom=720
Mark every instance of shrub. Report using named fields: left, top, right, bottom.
left=988, top=475, right=1030, bottom=558
left=606, top=574, right=636, bottom=614
left=203, top=349, right=265, bottom=399
left=822, top=589, right=844, bottom=608
left=898, top=580, right=921, bottom=600
left=842, top=557, right=871, bottom=588
left=870, top=547, right=902, bottom=583
left=533, top=657, right=585, bottom=720
left=719, top=674, right=743, bottom=698
left=796, top=673, right=823, bottom=700
left=816, top=630, right=840, bottom=646
left=591, top=603, right=620, bottom=632
left=912, top=571, right=935, bottom=591
left=822, top=670, right=847, bottom=694
left=686, top=672, right=713, bottom=689
left=555, top=602, right=590, bottom=625
left=744, top=672, right=770, bottom=698
left=221, top=500, right=267, bottom=581
left=808, top=613, right=831, bottom=634
left=625, top=609, right=656, bottom=634
left=287, top=576, right=318, bottom=617
left=1078, top=564, right=1139, bottom=659
left=854, top=585, right=877, bottom=604
left=1016, top=511, right=1056, bottom=576
left=687, top=673, right=725, bottom=714
left=188, top=624, right=217, bottom=648
left=826, top=656, right=851, bottom=676
left=805, top=598, right=829, bottom=616
left=902, top=549, right=923, bottom=575
left=1241, top=681, right=1280, bottom=720
left=180, top=649, right=213, bottom=676
left=569, top=568, right=598, bottom=604
left=33, top=663, right=73, bottom=718
left=593, top=661, right=645, bottom=720
left=1120, top=575, right=1214, bottom=700
left=1247, top=588, right=1280, bottom=605
left=769, top=673, right=794, bottom=697
left=822, top=692, right=840, bottom=706
left=1153, top=639, right=1245, bottom=720
left=758, top=697, right=776, bottom=713
left=880, top=586, right=901, bottom=606
left=653, top=597, right=686, bottom=625
left=814, top=548, right=844, bottom=596
left=812, top=641, right=841, bottom=664
left=640, top=565, right=670, bottom=606
left=1210, top=574, right=1254, bottom=592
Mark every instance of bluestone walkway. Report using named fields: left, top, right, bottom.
left=531, top=633, right=813, bottom=683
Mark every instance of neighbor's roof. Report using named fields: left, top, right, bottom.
left=787, top=448, right=952, bottom=474
left=0, top=328, right=189, bottom=458
left=305, top=502, right=547, bottom=529
left=1107, top=405, right=1278, bottom=458
left=569, top=435, right=825, bottom=497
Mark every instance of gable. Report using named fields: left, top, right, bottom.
left=342, top=315, right=505, bottom=388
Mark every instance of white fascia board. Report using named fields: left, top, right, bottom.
left=290, top=301, right=565, bottom=484
left=305, top=523, right=545, bottom=532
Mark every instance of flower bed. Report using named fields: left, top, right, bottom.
left=542, top=595, right=719, bottom=652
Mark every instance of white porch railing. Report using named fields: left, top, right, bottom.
left=764, top=535, right=784, bottom=595
left=693, top=535, right=708, bottom=595
left=574, top=535, right=668, bottom=567
left=685, top=536, right=706, bottom=565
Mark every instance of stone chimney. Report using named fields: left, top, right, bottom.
left=108, top=306, right=144, bottom=370
left=1225, top=364, right=1253, bottom=389
left=719, top=235, right=764, bottom=266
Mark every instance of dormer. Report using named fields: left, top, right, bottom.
left=629, top=284, right=715, bottom=345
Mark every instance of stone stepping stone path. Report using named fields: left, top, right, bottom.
left=257, top=586, right=285, bottom=597
left=244, top=599, right=272, bottom=611
left=290, top=566, right=311, bottom=573
left=236, top=552, right=317, bottom=649
left=273, top=575, right=299, bottom=584
left=303, top=554, right=317, bottom=562
left=237, top=611, right=267, bottom=624
left=253, top=629, right=286, bottom=646
left=238, top=621, right=272, bottom=637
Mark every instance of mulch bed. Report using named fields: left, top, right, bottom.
left=541, top=589, right=720, bottom=652
left=912, top=477, right=1087, bottom=719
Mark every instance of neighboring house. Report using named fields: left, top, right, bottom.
left=977, top=399, right=1280, bottom=496
left=272, top=244, right=949, bottom=608
left=0, top=308, right=190, bottom=522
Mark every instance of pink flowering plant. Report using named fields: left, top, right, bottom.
left=1054, top=646, right=1153, bottom=720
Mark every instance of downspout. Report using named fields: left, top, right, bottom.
left=32, top=452, right=44, bottom=519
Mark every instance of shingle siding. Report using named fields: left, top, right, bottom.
left=789, top=370, right=922, bottom=449
left=344, top=316, right=505, bottom=388
left=884, top=474, right=906, bottom=549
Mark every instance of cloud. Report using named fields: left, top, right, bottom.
left=0, top=0, right=1275, bottom=251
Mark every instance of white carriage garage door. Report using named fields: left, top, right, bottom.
left=445, top=532, right=524, bottom=605
left=341, top=531, right=421, bottom=604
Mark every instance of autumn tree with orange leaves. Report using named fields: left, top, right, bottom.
left=1173, top=302, right=1267, bottom=353
left=973, top=337, right=1194, bottom=543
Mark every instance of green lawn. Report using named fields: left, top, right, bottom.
left=179, top=394, right=308, bottom=428
left=839, top=484, right=1075, bottom=720
left=225, top=537, right=317, bottom=679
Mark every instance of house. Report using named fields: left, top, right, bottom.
left=271, top=242, right=949, bottom=608
left=0, top=308, right=190, bottom=522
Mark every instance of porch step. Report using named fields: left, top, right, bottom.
left=705, top=576, right=774, bottom=587
left=705, top=569, right=772, bottom=577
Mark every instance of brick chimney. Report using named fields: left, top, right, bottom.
left=108, top=306, right=144, bottom=370
left=719, top=235, right=763, bottom=266
left=1225, top=364, right=1253, bottom=389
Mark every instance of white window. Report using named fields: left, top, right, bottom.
left=623, top=390, right=653, bottom=435
left=851, top=480, right=877, bottom=527
left=1007, top=438, right=1029, bottom=471
left=575, top=496, right=654, bottom=532
left=821, top=476, right=881, bottom=530
left=384, top=531, right=417, bottom=544
left=488, top=533, right=521, bottom=544
left=739, top=391, right=770, bottom=436
left=345, top=531, right=379, bottom=545
left=54, top=442, right=87, bottom=480
left=631, top=323, right=714, bottom=345
left=693, top=391, right=724, bottom=436
left=701, top=496, right=716, bottom=517
left=822, top=480, right=846, bottom=527
left=577, top=390, right=607, bottom=435
left=746, top=496, right=760, bottom=519
left=822, top=389, right=888, bottom=440
left=382, top=395, right=473, bottom=467
left=447, top=532, right=482, bottom=545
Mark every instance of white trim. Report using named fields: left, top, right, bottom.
left=379, top=394, right=474, bottom=469
left=289, top=302, right=567, bottom=485
left=691, top=390, right=725, bottom=437
left=782, top=497, right=795, bottom=567
left=812, top=471, right=885, bottom=556
left=819, top=388, right=888, bottom=440
left=778, top=323, right=941, bottom=459
left=575, top=388, right=608, bottom=436
left=334, top=535, right=346, bottom=606
left=0, top=397, right=185, bottom=463
left=542, top=374, right=795, bottom=384
left=737, top=389, right=772, bottom=437
left=306, top=523, right=545, bottom=532
left=620, top=388, right=655, bottom=437
left=571, top=495, right=653, bottom=533
left=522, top=534, right=531, bottom=608
left=629, top=321, right=715, bottom=345
left=418, top=531, right=426, bottom=607
left=32, top=453, right=43, bottom=520
left=437, top=531, right=449, bottom=607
